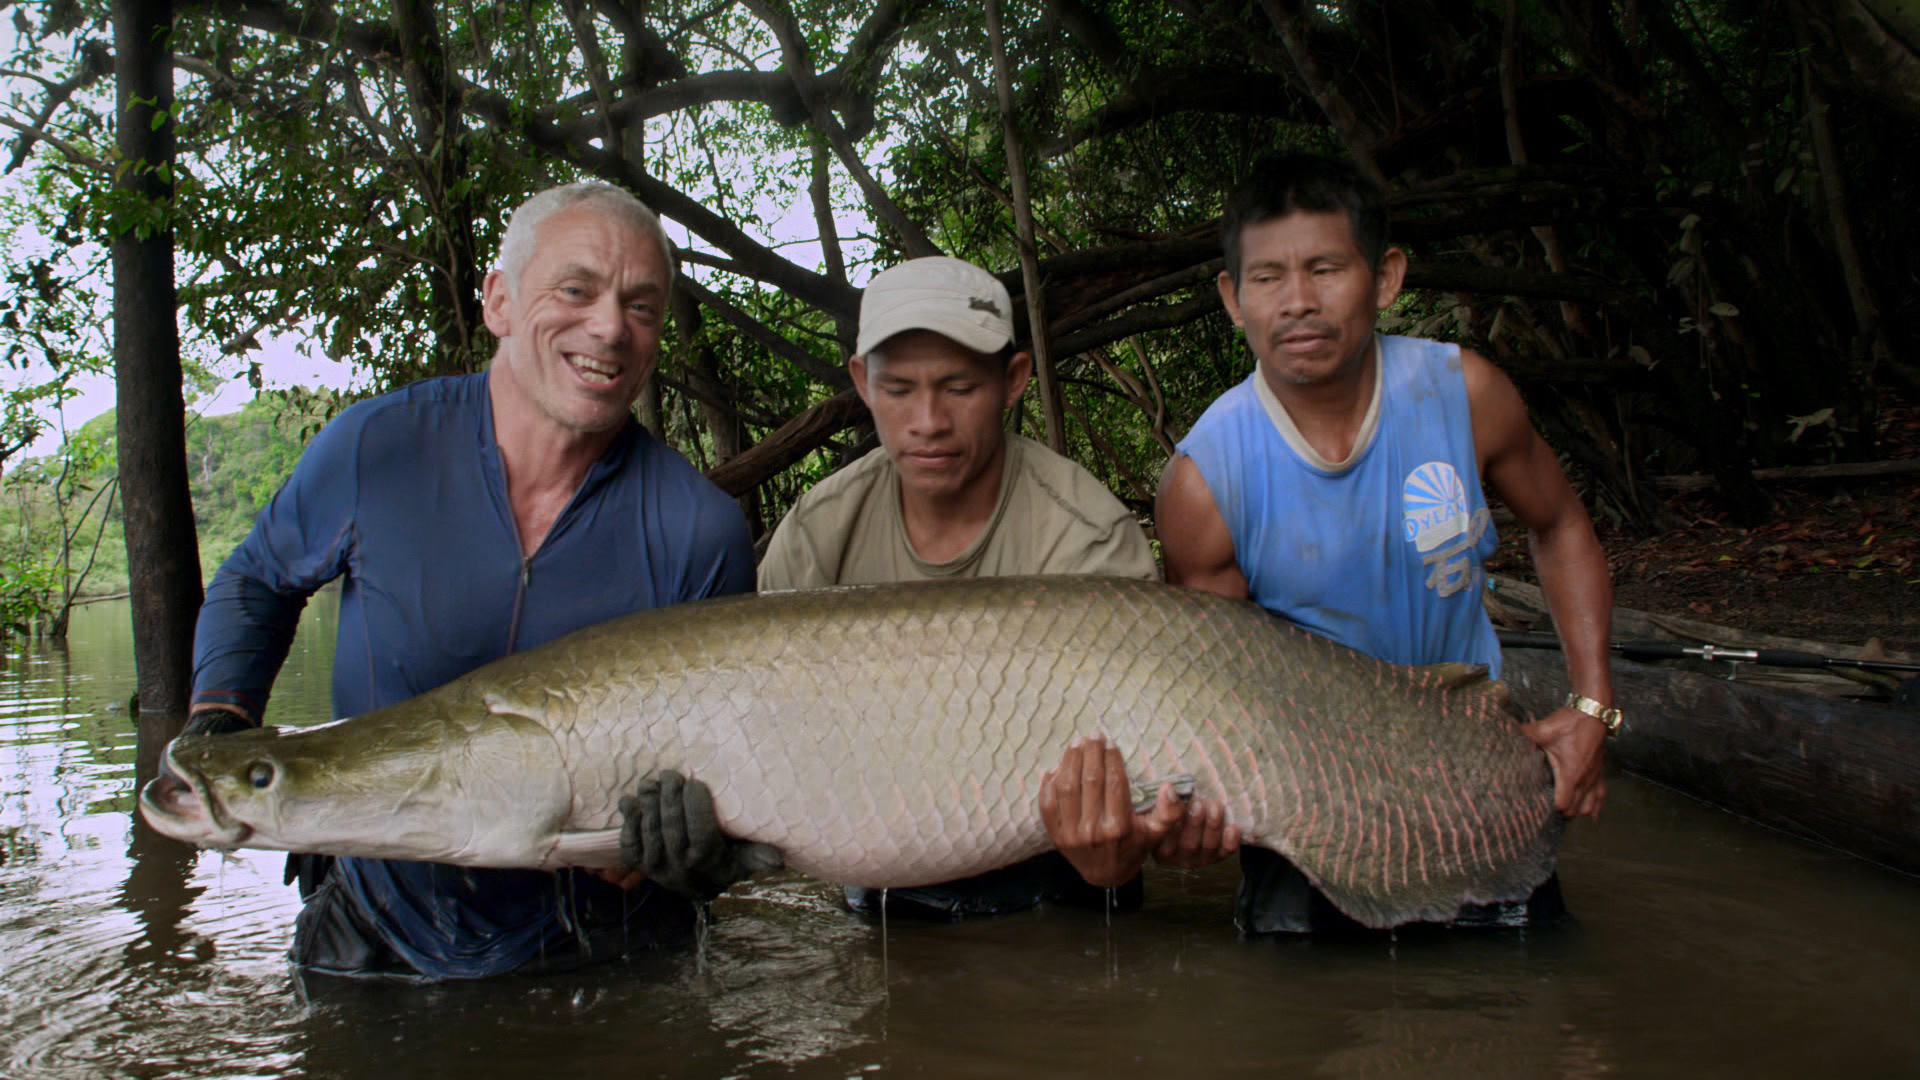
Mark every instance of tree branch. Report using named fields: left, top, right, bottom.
left=1402, top=261, right=1639, bottom=306
left=1050, top=294, right=1219, bottom=361
left=706, top=388, right=868, bottom=497
left=191, top=0, right=401, bottom=57
left=1038, top=72, right=1297, bottom=158
left=1256, top=0, right=1386, bottom=180
left=676, top=274, right=849, bottom=388
left=808, top=136, right=854, bottom=348
left=4, top=39, right=111, bottom=174
left=745, top=0, right=936, bottom=256
left=559, top=0, right=624, bottom=157
left=0, top=116, right=109, bottom=172
left=987, top=0, right=1063, bottom=451
left=461, top=88, right=858, bottom=316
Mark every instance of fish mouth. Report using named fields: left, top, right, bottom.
left=138, top=744, right=252, bottom=848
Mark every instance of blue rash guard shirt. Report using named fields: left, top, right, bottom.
left=191, top=371, right=756, bottom=979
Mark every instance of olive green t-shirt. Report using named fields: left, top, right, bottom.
left=758, top=434, right=1158, bottom=590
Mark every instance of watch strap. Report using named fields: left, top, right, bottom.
left=1565, top=692, right=1623, bottom=736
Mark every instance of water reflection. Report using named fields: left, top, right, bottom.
left=118, top=819, right=202, bottom=972
left=0, top=597, right=1916, bottom=1078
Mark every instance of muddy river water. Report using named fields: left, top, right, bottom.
left=2, top=598, right=1915, bottom=1078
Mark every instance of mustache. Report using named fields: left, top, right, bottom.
left=1268, top=319, right=1339, bottom=341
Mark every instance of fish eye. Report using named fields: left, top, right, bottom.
left=246, top=761, right=275, bottom=789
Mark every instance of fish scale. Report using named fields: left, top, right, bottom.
left=141, top=575, right=1562, bottom=929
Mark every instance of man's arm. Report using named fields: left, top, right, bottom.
left=1155, top=454, right=1250, bottom=600
left=191, top=414, right=362, bottom=730
left=1464, top=348, right=1613, bottom=818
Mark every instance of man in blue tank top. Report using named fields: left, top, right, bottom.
left=184, top=182, right=757, bottom=979
left=1155, top=154, right=1619, bottom=932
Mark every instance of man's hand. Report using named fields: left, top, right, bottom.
left=1522, top=705, right=1608, bottom=818
left=1151, top=792, right=1242, bottom=869
left=618, top=770, right=783, bottom=900
left=180, top=706, right=255, bottom=738
left=1038, top=735, right=1238, bottom=887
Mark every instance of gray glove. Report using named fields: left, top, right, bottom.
left=619, top=770, right=783, bottom=901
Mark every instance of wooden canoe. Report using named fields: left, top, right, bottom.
left=1488, top=576, right=1920, bottom=876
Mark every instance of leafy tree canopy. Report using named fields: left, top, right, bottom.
left=5, top=0, right=1917, bottom=534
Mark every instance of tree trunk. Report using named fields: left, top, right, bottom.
left=115, top=0, right=202, bottom=779
left=671, top=290, right=760, bottom=533
left=986, top=0, right=1065, bottom=453
left=392, top=0, right=485, bottom=375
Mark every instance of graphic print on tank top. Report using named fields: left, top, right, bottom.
left=1401, top=461, right=1490, bottom=599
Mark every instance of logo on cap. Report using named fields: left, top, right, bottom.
left=968, top=297, right=1002, bottom=317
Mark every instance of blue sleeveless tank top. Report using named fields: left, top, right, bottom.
left=1177, top=335, right=1501, bottom=675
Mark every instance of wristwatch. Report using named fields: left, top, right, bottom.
left=1565, top=693, right=1624, bottom=736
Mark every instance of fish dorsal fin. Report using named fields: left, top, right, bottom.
left=1421, top=661, right=1491, bottom=690
left=1419, top=662, right=1523, bottom=721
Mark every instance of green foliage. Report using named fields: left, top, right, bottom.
left=5, top=0, right=1916, bottom=542
left=0, top=391, right=329, bottom=636
left=0, top=557, right=61, bottom=638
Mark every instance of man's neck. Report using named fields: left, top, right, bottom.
left=899, top=439, right=1009, bottom=565
left=488, top=371, right=620, bottom=555
left=1259, top=338, right=1378, bottom=465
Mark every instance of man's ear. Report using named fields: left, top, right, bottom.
left=848, top=353, right=871, bottom=408
left=1216, top=269, right=1244, bottom=328
left=481, top=270, right=512, bottom=338
left=1373, top=247, right=1408, bottom=310
left=1003, top=350, right=1033, bottom=408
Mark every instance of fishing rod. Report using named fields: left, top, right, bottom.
left=1496, top=630, right=1920, bottom=676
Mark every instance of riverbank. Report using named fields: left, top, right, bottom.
left=1490, top=392, right=1920, bottom=654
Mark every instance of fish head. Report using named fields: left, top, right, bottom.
left=138, top=702, right=576, bottom=867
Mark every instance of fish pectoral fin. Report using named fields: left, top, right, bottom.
left=545, top=828, right=625, bottom=870
left=482, top=691, right=547, bottom=723
left=1130, top=774, right=1197, bottom=814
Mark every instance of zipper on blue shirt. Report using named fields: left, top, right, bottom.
left=506, top=554, right=531, bottom=655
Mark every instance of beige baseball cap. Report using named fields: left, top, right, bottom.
left=855, top=256, right=1015, bottom=356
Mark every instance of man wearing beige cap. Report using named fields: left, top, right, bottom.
left=759, top=256, right=1155, bottom=588
left=751, top=255, right=1236, bottom=918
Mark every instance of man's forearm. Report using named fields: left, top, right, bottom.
left=190, top=564, right=312, bottom=723
left=1528, top=520, right=1614, bottom=702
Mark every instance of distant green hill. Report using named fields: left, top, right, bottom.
left=0, top=391, right=340, bottom=600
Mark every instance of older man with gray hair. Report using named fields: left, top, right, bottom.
left=184, top=181, right=756, bottom=980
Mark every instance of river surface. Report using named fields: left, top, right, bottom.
left=1, top=598, right=1916, bottom=1078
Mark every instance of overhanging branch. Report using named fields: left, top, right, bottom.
left=706, top=388, right=868, bottom=496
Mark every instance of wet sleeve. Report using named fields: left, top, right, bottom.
left=190, top=412, right=360, bottom=722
